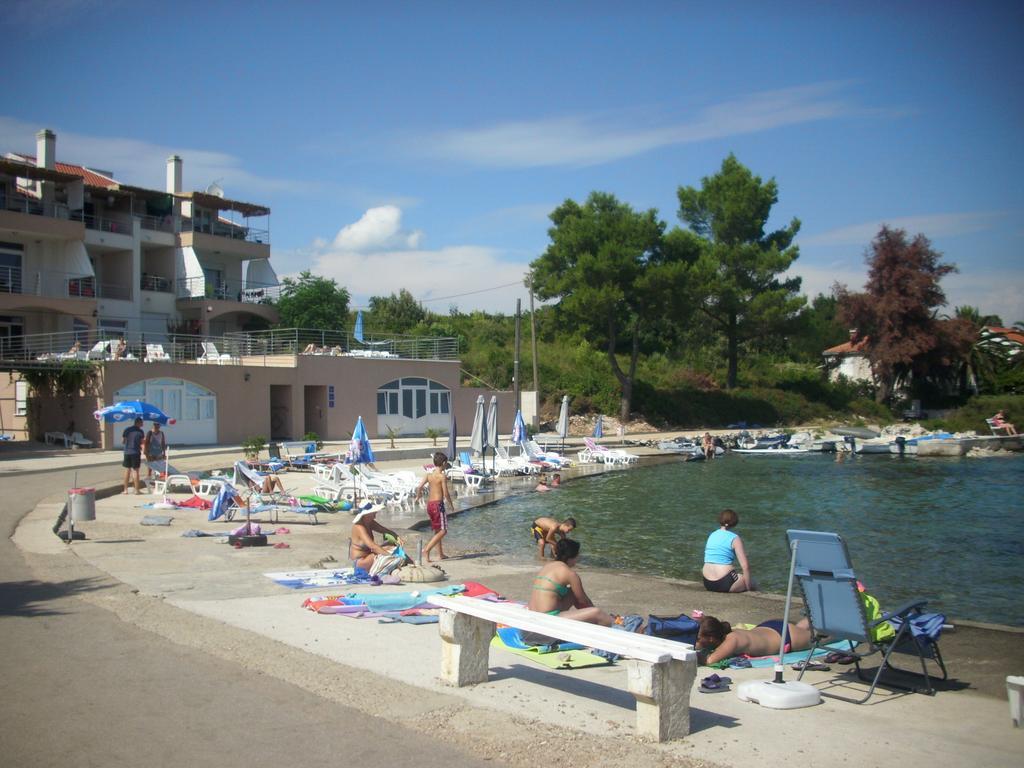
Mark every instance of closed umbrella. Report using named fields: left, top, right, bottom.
left=469, top=395, right=486, bottom=465
left=447, top=412, right=457, bottom=465
left=347, top=415, right=375, bottom=504
left=511, top=409, right=527, bottom=444
left=557, top=395, right=570, bottom=453
left=486, top=395, right=499, bottom=473
left=353, top=311, right=364, bottom=344
left=593, top=414, right=604, bottom=439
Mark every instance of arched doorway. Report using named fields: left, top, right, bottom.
left=114, top=377, right=217, bottom=444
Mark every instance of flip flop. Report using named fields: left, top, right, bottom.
left=791, top=660, right=831, bottom=672
left=728, top=657, right=752, bottom=669
left=699, top=674, right=732, bottom=692
left=824, top=652, right=858, bottom=665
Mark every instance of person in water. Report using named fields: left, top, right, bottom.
left=695, top=614, right=813, bottom=665
left=531, top=516, right=576, bottom=558
left=702, top=508, right=756, bottom=593
left=527, top=538, right=615, bottom=626
left=348, top=505, right=404, bottom=571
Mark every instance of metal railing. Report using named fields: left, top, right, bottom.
left=0, top=265, right=23, bottom=294
left=136, top=213, right=175, bottom=232
left=175, top=276, right=282, bottom=303
left=80, top=213, right=133, bottom=235
left=0, top=327, right=460, bottom=367
left=183, top=217, right=269, bottom=244
left=2, top=195, right=71, bottom=219
left=140, top=273, right=174, bottom=293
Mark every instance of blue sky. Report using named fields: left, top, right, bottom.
left=3, top=1, right=1022, bottom=322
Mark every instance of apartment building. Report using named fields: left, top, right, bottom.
left=0, top=129, right=514, bottom=447
left=1, top=128, right=279, bottom=347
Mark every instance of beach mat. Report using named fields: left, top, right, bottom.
left=491, top=634, right=611, bottom=670
left=742, top=640, right=851, bottom=668
left=265, top=568, right=357, bottom=589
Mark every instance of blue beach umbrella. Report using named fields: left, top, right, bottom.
left=511, top=409, right=527, bottom=444
left=593, top=414, right=604, bottom=439
left=94, top=401, right=176, bottom=425
left=469, top=395, right=487, bottom=459
left=353, top=311, right=364, bottom=343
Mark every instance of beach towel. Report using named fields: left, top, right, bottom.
left=490, top=634, right=611, bottom=670
left=140, top=515, right=173, bottom=526
left=209, top=483, right=239, bottom=521
left=265, top=568, right=374, bottom=589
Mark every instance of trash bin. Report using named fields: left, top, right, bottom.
left=69, top=487, right=96, bottom=522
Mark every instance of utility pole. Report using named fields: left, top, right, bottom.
left=513, top=298, right=521, bottom=413
left=529, top=276, right=540, bottom=430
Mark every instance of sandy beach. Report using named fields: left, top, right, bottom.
left=7, top=438, right=1023, bottom=767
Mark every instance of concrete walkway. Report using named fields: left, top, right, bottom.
left=6, top=441, right=1023, bottom=767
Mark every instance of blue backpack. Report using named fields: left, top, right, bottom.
left=644, top=614, right=699, bottom=644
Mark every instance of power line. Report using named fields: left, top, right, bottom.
left=417, top=280, right=525, bottom=304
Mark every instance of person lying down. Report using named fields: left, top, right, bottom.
left=695, top=615, right=813, bottom=665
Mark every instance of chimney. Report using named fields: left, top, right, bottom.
left=166, top=155, right=182, bottom=194
left=36, top=129, right=56, bottom=169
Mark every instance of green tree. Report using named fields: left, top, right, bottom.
left=274, top=271, right=350, bottom=331
left=530, top=192, right=687, bottom=421
left=676, top=154, right=804, bottom=389
left=835, top=226, right=972, bottom=403
left=368, top=288, right=428, bottom=333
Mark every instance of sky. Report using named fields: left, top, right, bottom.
left=2, top=1, right=1022, bottom=323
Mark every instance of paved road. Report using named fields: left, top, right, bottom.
left=0, top=464, right=496, bottom=768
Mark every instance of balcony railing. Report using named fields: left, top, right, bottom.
left=80, top=213, right=133, bottom=235
left=0, top=327, right=460, bottom=367
left=2, top=195, right=71, bottom=219
left=176, top=276, right=282, bottom=303
left=140, top=273, right=173, bottom=293
left=137, top=213, right=175, bottom=232
left=183, top=217, right=269, bottom=244
left=0, top=268, right=130, bottom=301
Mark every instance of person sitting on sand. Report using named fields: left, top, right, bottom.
left=349, top=505, right=404, bottom=571
left=992, top=410, right=1018, bottom=435
left=695, top=614, right=813, bottom=665
left=527, top=539, right=615, bottom=626
left=415, top=451, right=455, bottom=562
left=702, top=508, right=756, bottom=593
left=531, top=515, right=576, bottom=558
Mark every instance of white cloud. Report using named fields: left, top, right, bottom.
left=0, top=115, right=310, bottom=198
left=296, top=206, right=531, bottom=312
left=801, top=211, right=1004, bottom=247
left=416, top=82, right=864, bottom=168
left=332, top=205, right=423, bottom=251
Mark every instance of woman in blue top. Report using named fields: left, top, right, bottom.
left=702, top=509, right=756, bottom=593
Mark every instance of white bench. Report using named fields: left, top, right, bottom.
left=430, top=595, right=698, bottom=742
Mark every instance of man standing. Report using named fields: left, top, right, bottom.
left=142, top=421, right=168, bottom=483
left=122, top=417, right=145, bottom=494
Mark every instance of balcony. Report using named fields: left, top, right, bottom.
left=0, top=268, right=130, bottom=301
left=183, top=216, right=268, bottom=244
left=175, top=276, right=282, bottom=304
left=80, top=212, right=134, bottom=235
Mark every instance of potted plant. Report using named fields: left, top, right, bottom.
left=424, top=427, right=442, bottom=447
left=384, top=424, right=401, bottom=449
left=242, top=435, right=266, bottom=461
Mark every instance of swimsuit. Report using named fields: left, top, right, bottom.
left=756, top=619, right=791, bottom=652
left=532, top=575, right=570, bottom=597
left=531, top=524, right=545, bottom=542
left=704, top=529, right=738, bottom=564
left=703, top=571, right=740, bottom=593
left=427, top=499, right=448, bottom=532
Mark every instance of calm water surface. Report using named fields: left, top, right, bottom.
left=454, top=454, right=1024, bottom=626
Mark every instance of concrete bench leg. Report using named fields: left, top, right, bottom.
left=439, top=610, right=495, bottom=686
left=626, top=657, right=696, bottom=742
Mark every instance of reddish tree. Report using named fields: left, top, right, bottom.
left=834, top=226, right=973, bottom=403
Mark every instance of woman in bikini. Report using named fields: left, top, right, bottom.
left=702, top=508, right=756, bottom=593
left=348, top=506, right=403, bottom=571
left=696, top=615, right=813, bottom=665
left=526, top=538, right=614, bottom=626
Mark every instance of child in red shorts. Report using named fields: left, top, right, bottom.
left=415, top=452, right=455, bottom=562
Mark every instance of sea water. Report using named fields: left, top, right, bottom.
left=455, top=454, right=1024, bottom=626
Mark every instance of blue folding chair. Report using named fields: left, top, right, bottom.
left=787, top=529, right=948, bottom=703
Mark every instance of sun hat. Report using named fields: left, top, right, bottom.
left=351, top=503, right=381, bottom=524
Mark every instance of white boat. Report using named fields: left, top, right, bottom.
left=853, top=437, right=894, bottom=454
left=732, top=444, right=812, bottom=455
